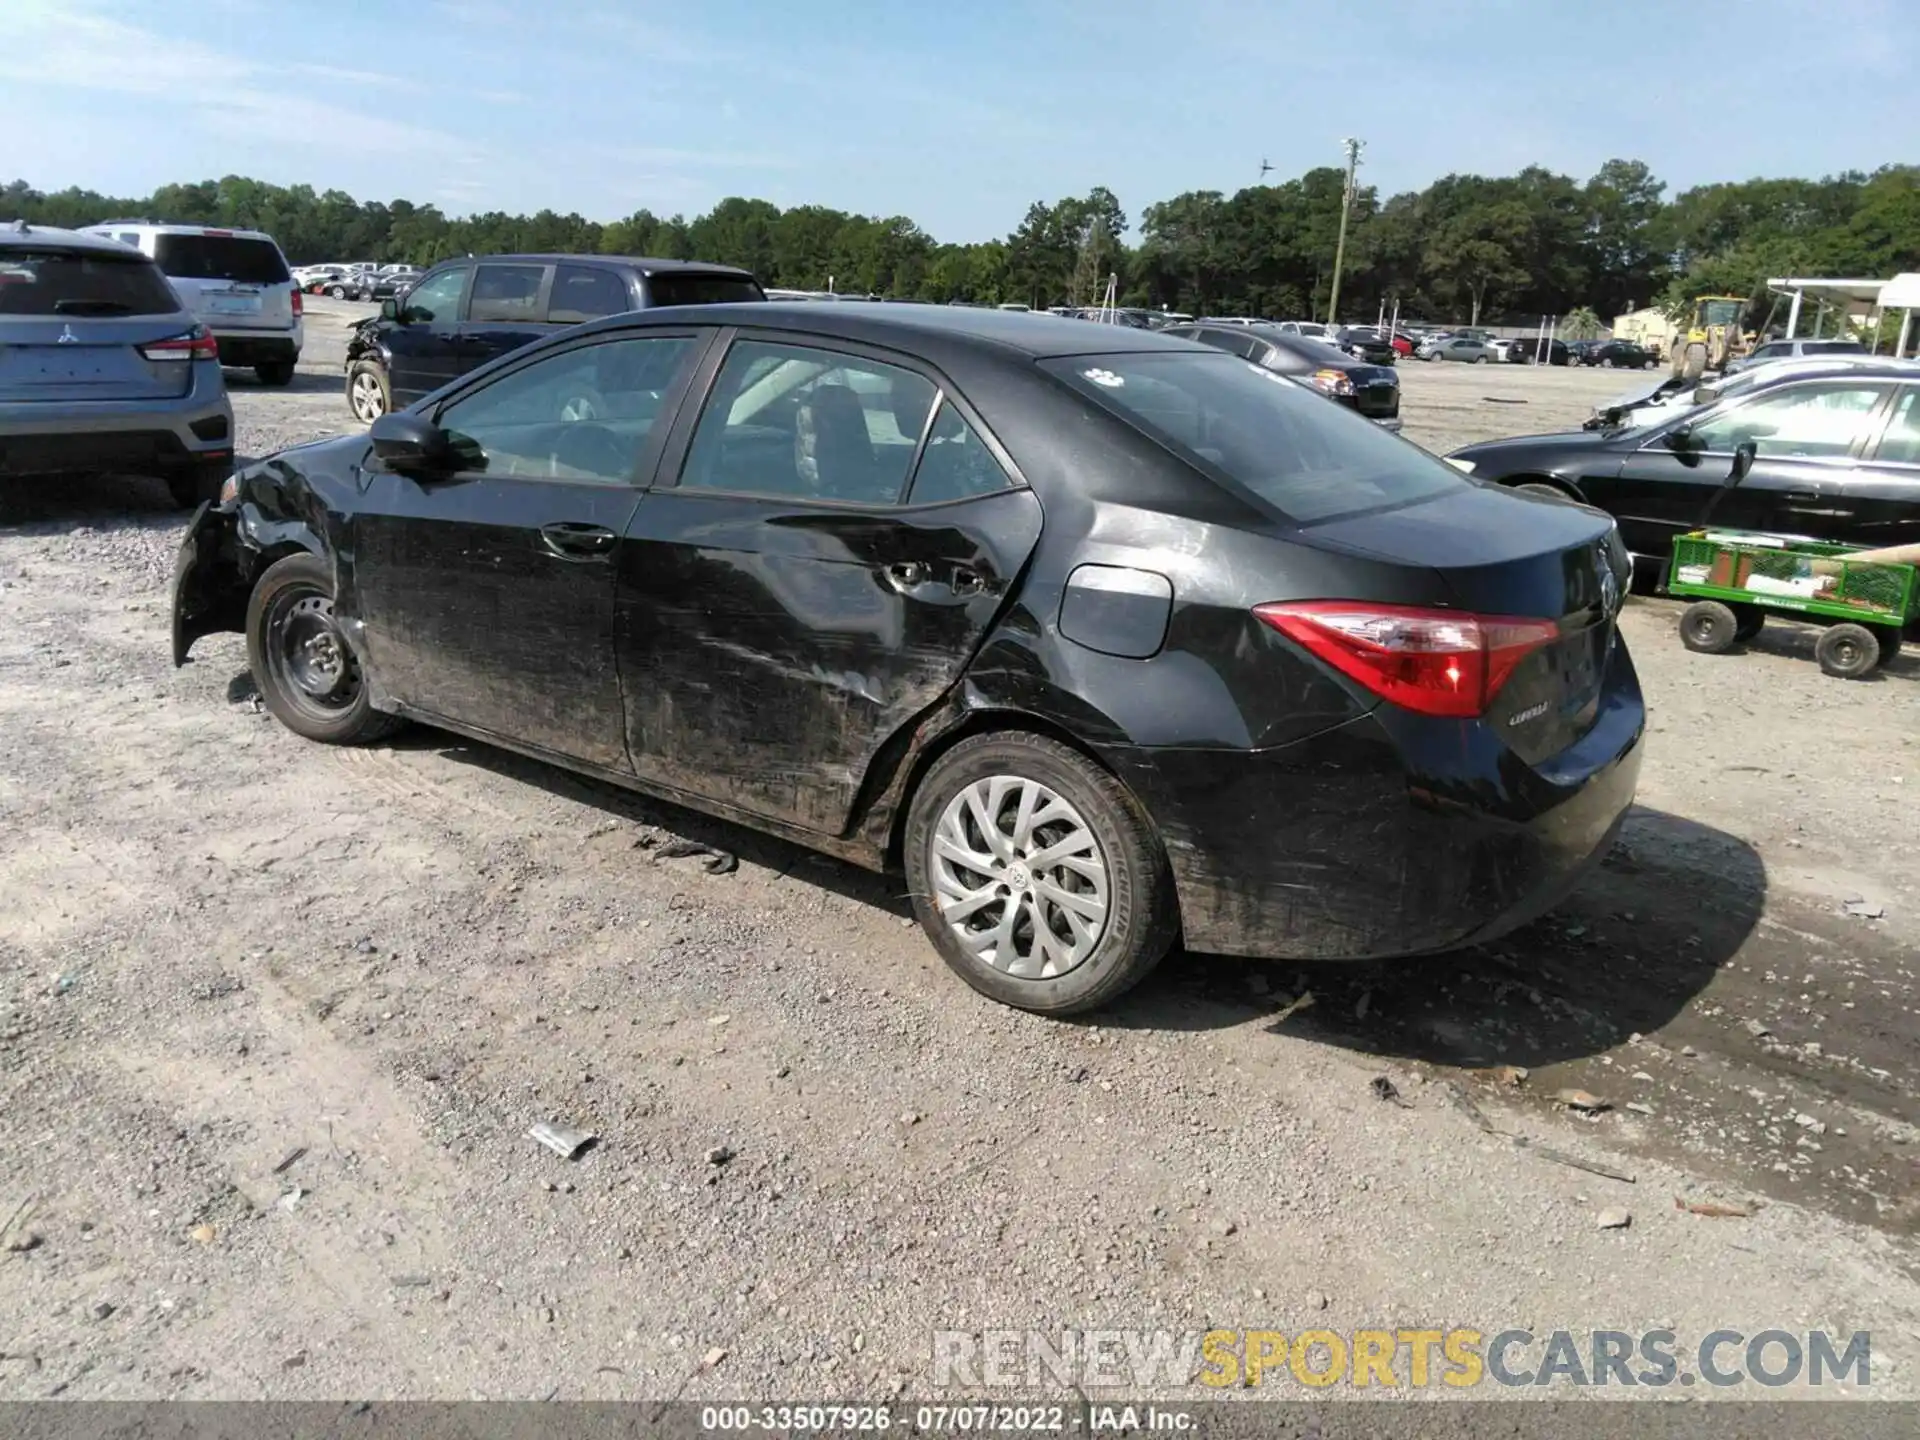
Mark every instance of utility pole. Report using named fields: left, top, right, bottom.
left=1326, top=136, right=1363, bottom=327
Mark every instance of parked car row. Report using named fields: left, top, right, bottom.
left=294, top=263, right=422, bottom=300
left=1450, top=355, right=1920, bottom=580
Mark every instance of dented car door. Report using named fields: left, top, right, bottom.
left=615, top=333, right=1042, bottom=836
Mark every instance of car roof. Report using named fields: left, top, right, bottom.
left=0, top=221, right=149, bottom=256
left=582, top=299, right=1208, bottom=359
left=87, top=221, right=279, bottom=242
left=432, top=253, right=756, bottom=278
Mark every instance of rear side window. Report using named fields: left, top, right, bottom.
left=468, top=263, right=546, bottom=323
left=548, top=264, right=632, bottom=324
left=1041, top=351, right=1460, bottom=524
left=152, top=234, right=290, bottom=285
left=647, top=273, right=764, bottom=307
left=0, top=250, right=179, bottom=316
left=1807, top=340, right=1864, bottom=354
left=907, top=400, right=1015, bottom=505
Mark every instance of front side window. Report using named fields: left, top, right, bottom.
left=1688, top=381, right=1889, bottom=459
left=435, top=335, right=693, bottom=483
left=678, top=339, right=935, bottom=504
left=401, top=267, right=467, bottom=324
left=468, top=263, right=546, bottom=323
left=1042, top=350, right=1460, bottom=523
left=548, top=265, right=632, bottom=324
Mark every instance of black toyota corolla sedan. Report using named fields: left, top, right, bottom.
left=172, top=305, right=1642, bottom=1015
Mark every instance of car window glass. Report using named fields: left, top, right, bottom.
left=646, top=273, right=764, bottom=306
left=908, top=399, right=1015, bottom=505
left=1691, top=382, right=1887, bottom=459
left=0, top=250, right=178, bottom=316
left=151, top=233, right=289, bottom=284
left=548, top=265, right=631, bottom=324
left=1876, top=389, right=1920, bottom=465
left=401, top=268, right=466, bottom=323
left=435, top=336, right=693, bottom=483
left=1041, top=351, right=1459, bottom=523
left=468, top=263, right=546, bottom=324
left=678, top=339, right=936, bottom=504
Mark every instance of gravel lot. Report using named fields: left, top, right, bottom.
left=2, top=301, right=1917, bottom=1402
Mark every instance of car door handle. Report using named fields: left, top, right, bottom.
left=882, top=561, right=931, bottom=592
left=540, top=522, right=616, bottom=561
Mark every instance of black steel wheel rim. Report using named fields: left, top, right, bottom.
left=265, top=586, right=361, bottom=719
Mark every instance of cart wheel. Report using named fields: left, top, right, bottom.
left=1680, top=601, right=1740, bottom=655
left=1876, top=629, right=1903, bottom=664
left=1816, top=623, right=1881, bottom=679
left=1730, top=603, right=1765, bottom=643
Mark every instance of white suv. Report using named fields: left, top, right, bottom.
left=83, top=222, right=303, bottom=386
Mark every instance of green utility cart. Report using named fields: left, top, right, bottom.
left=1667, top=530, right=1917, bottom=678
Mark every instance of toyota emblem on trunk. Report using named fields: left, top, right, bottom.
left=56, top=325, right=79, bottom=345
left=1596, top=543, right=1619, bottom=616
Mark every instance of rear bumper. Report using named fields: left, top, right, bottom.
left=0, top=380, right=233, bottom=477
left=1112, top=643, right=1645, bottom=959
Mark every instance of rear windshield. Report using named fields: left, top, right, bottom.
left=1807, top=340, right=1864, bottom=354
left=0, top=249, right=179, bottom=316
left=1041, top=350, right=1460, bottom=524
left=153, top=233, right=290, bottom=285
left=647, top=273, right=764, bottom=307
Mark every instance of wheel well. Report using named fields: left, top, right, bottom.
left=1507, top=474, right=1582, bottom=501
left=882, top=709, right=1127, bottom=869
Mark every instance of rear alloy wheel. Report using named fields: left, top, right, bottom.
left=903, top=732, right=1178, bottom=1015
left=1680, top=600, right=1740, bottom=655
left=247, top=553, right=403, bottom=745
left=328, top=284, right=348, bottom=299
left=256, top=361, right=294, bottom=386
left=1816, top=623, right=1881, bottom=680
left=347, top=360, right=391, bottom=423
left=1474, top=354, right=1488, bottom=364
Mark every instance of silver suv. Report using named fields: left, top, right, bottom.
left=82, top=221, right=303, bottom=386
left=0, top=221, right=235, bottom=508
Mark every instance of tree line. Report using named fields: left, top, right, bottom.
left=5, top=160, right=1916, bottom=326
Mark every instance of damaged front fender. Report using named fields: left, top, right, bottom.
left=170, top=501, right=252, bottom=667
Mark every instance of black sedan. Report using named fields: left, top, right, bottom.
left=1447, top=358, right=1920, bottom=574
left=1578, top=340, right=1657, bottom=369
left=1332, top=328, right=1399, bottom=365
left=172, top=305, right=1642, bottom=1015
left=1162, top=322, right=1403, bottom=430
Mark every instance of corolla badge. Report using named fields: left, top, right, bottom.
left=56, top=325, right=79, bottom=344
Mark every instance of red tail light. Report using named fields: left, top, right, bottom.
left=291, top=286, right=303, bottom=317
left=139, top=325, right=219, bottom=362
left=1254, top=601, right=1559, bottom=719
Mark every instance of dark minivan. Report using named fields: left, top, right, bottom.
left=343, top=254, right=763, bottom=421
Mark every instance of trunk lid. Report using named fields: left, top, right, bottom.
left=1302, top=483, right=1629, bottom=761
left=0, top=316, right=196, bottom=401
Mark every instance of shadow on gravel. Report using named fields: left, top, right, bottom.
left=0, top=473, right=183, bottom=526
left=1111, top=805, right=1766, bottom=1072
left=223, top=368, right=338, bottom=397
left=416, top=730, right=915, bottom=915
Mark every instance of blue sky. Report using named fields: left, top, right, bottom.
left=3, top=0, right=1915, bottom=242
